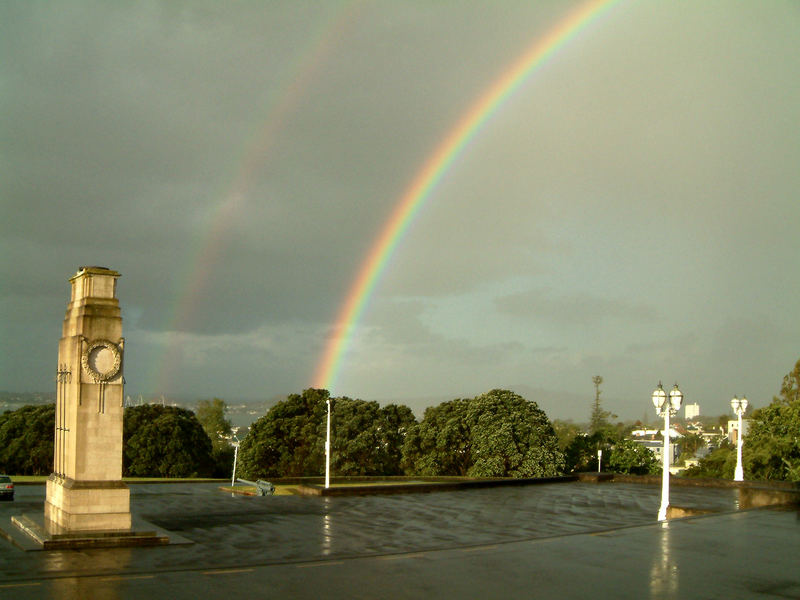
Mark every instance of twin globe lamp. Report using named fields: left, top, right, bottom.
left=652, top=382, right=683, bottom=522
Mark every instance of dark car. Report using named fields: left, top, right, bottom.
left=0, top=475, right=13, bottom=501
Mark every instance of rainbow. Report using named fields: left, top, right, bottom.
left=313, top=0, right=620, bottom=392
left=149, top=2, right=367, bottom=396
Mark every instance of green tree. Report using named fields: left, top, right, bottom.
left=742, top=358, right=800, bottom=481
left=778, top=358, right=800, bottom=404
left=330, top=397, right=383, bottom=476
left=401, top=399, right=472, bottom=476
left=327, top=398, right=416, bottom=476
left=195, top=398, right=232, bottom=441
left=589, top=375, right=612, bottom=435
left=606, top=439, right=660, bottom=475
left=402, top=390, right=564, bottom=478
left=552, top=419, right=583, bottom=451
left=467, top=389, right=564, bottom=477
left=376, top=403, right=417, bottom=475
left=0, top=404, right=55, bottom=475
left=123, top=405, right=215, bottom=477
left=563, top=430, right=620, bottom=473
left=676, top=432, right=706, bottom=463
left=684, top=443, right=736, bottom=479
left=238, top=390, right=417, bottom=479
left=686, top=359, right=800, bottom=482
left=195, top=398, right=234, bottom=477
left=237, top=388, right=328, bottom=479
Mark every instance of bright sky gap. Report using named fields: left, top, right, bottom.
left=313, top=0, right=621, bottom=392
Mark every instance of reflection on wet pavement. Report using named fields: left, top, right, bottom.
left=648, top=521, right=678, bottom=600
left=0, top=481, right=743, bottom=580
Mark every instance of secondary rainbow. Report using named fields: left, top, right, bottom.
left=148, top=3, right=367, bottom=396
left=313, top=0, right=620, bottom=391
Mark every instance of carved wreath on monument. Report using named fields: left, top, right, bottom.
left=81, top=339, right=122, bottom=382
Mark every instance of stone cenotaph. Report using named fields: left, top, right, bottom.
left=44, top=266, right=131, bottom=531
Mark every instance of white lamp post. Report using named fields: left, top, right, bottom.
left=652, top=382, right=683, bottom=522
left=325, top=398, right=331, bottom=489
left=730, top=395, right=748, bottom=482
left=231, top=435, right=240, bottom=488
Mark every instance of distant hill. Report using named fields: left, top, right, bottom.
left=0, top=391, right=56, bottom=412
left=362, top=386, right=592, bottom=423
left=506, top=385, right=591, bottom=423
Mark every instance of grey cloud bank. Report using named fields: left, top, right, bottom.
left=2, top=1, right=798, bottom=421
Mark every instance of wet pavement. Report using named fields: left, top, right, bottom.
left=1, top=481, right=798, bottom=599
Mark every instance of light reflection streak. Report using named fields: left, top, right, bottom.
left=322, top=498, right=333, bottom=556
left=649, top=521, right=678, bottom=599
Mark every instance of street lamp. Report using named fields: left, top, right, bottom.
left=730, top=395, right=748, bottom=482
left=325, top=398, right=331, bottom=489
left=652, top=382, right=683, bottom=521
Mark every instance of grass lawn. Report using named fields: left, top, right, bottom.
left=8, top=475, right=228, bottom=484
left=220, top=485, right=298, bottom=496
left=6, top=475, right=48, bottom=483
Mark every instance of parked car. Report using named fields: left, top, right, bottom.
left=0, top=475, right=14, bottom=501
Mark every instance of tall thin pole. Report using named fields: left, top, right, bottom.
left=734, top=410, right=744, bottom=481
left=231, top=440, right=239, bottom=487
left=325, top=398, right=331, bottom=489
left=658, top=408, right=670, bottom=522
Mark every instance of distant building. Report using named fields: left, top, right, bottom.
left=727, top=419, right=751, bottom=444
left=630, top=428, right=682, bottom=464
left=630, top=429, right=660, bottom=438
left=631, top=428, right=680, bottom=439
left=700, top=429, right=726, bottom=448
left=684, top=403, right=700, bottom=419
left=632, top=439, right=680, bottom=464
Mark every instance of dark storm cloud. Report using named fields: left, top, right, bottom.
left=495, top=288, right=658, bottom=325
left=2, top=1, right=799, bottom=420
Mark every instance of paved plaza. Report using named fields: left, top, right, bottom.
left=1, top=481, right=798, bottom=599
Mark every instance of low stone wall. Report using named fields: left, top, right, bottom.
left=289, top=474, right=799, bottom=507
left=611, top=473, right=800, bottom=492
left=737, top=486, right=800, bottom=509
left=576, top=472, right=614, bottom=483
left=296, top=475, right=578, bottom=496
left=592, top=473, right=800, bottom=510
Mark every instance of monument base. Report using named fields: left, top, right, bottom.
left=44, top=475, right=131, bottom=531
left=6, top=512, right=175, bottom=550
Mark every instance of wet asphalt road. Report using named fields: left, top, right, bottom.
left=1, top=481, right=797, bottom=599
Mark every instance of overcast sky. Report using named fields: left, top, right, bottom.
left=2, top=1, right=798, bottom=422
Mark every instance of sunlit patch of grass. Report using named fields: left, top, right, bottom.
left=220, top=485, right=297, bottom=496
left=324, top=481, right=429, bottom=487
left=5, top=475, right=47, bottom=483
left=7, top=475, right=229, bottom=483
